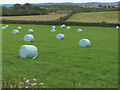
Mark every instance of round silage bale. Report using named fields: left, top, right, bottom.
left=17, top=27, right=22, bottom=30
left=60, top=24, right=65, bottom=28
left=60, top=25, right=63, bottom=28
left=66, top=26, right=70, bottom=30
left=1, top=27, right=6, bottom=30
left=52, top=26, right=56, bottom=29
left=20, top=45, right=38, bottom=59
left=12, top=30, right=19, bottom=34
left=24, top=34, right=34, bottom=42
left=116, top=26, right=119, bottom=29
left=5, top=25, right=8, bottom=28
left=56, top=34, right=64, bottom=39
left=62, top=24, right=66, bottom=27
left=51, top=29, right=55, bottom=32
left=28, top=29, right=34, bottom=33
left=79, top=39, right=91, bottom=47
left=77, top=29, right=82, bottom=32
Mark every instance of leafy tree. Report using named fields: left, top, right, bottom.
left=111, top=6, right=115, bottom=8
left=98, top=5, right=103, bottom=7
left=23, top=3, right=32, bottom=9
left=13, top=4, right=22, bottom=9
left=103, top=6, right=107, bottom=8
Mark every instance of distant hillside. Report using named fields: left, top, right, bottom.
left=1, top=2, right=118, bottom=7
left=32, top=2, right=118, bottom=6
left=0, top=4, right=14, bottom=7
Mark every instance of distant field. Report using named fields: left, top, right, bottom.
left=67, top=11, right=118, bottom=23
left=2, top=14, right=67, bottom=21
left=2, top=24, right=118, bottom=88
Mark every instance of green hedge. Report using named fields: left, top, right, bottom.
left=58, top=12, right=75, bottom=21
left=2, top=20, right=119, bottom=27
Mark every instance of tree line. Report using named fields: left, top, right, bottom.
left=1, top=3, right=119, bottom=16
left=2, top=3, right=57, bottom=16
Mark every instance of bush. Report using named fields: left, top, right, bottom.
left=101, top=21, right=106, bottom=24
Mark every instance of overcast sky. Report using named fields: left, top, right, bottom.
left=0, top=0, right=119, bottom=4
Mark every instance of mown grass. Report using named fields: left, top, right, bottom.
left=2, top=14, right=67, bottom=21
left=2, top=24, right=118, bottom=88
left=67, top=11, right=118, bottom=23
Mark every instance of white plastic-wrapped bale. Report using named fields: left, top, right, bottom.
left=79, top=39, right=91, bottom=47
left=20, top=45, right=38, bottom=59
left=60, top=24, right=66, bottom=28
left=5, top=25, right=8, bottom=28
left=24, top=34, right=34, bottom=42
left=17, top=27, right=22, bottom=30
left=52, top=26, right=56, bottom=29
left=77, top=29, right=82, bottom=32
left=51, top=29, right=55, bottom=32
left=12, top=30, right=19, bottom=34
left=1, top=27, right=6, bottom=30
left=62, top=24, right=66, bottom=27
left=116, top=26, right=119, bottom=29
left=56, top=34, right=64, bottom=39
left=28, top=29, right=34, bottom=33
left=66, top=26, right=70, bottom=30
left=60, top=25, right=63, bottom=28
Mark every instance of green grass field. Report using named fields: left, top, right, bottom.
left=67, top=11, right=118, bottom=23
left=2, top=14, right=67, bottom=21
left=2, top=24, right=118, bottom=88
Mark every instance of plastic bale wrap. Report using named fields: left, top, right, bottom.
left=52, top=26, right=56, bottom=29
left=17, top=27, right=22, bottom=30
left=28, top=29, right=34, bottom=33
left=51, top=29, right=55, bottom=32
left=60, top=24, right=65, bottom=28
left=20, top=45, right=38, bottom=59
left=12, top=30, right=19, bottom=34
left=1, top=27, right=6, bottom=30
left=5, top=25, right=8, bottom=28
left=79, top=39, right=91, bottom=47
left=116, top=26, right=119, bottom=29
left=56, top=34, right=64, bottom=39
left=62, top=24, right=66, bottom=27
left=60, top=25, right=63, bottom=28
left=77, top=29, right=82, bottom=32
left=24, top=34, right=34, bottom=42
left=66, top=26, right=70, bottom=30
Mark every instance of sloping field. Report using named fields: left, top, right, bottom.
left=2, top=24, right=118, bottom=88
left=2, top=14, right=67, bottom=21
left=67, top=11, right=118, bottom=23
